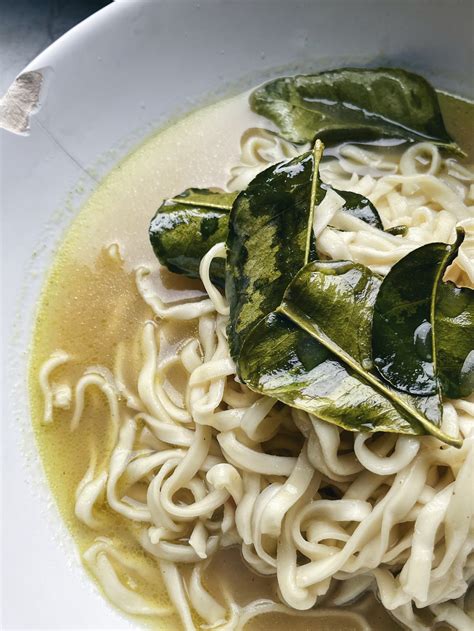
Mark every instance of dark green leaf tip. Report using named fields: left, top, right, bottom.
left=372, top=229, right=470, bottom=410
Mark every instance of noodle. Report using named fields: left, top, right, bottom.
left=39, top=350, right=71, bottom=423
left=38, top=129, right=474, bottom=630
left=319, top=140, right=474, bottom=282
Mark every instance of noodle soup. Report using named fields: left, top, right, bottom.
left=30, top=71, right=474, bottom=630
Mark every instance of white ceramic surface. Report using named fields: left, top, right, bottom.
left=1, top=1, right=473, bottom=628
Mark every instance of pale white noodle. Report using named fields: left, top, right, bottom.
left=319, top=141, right=474, bottom=280
left=38, top=350, right=71, bottom=423
left=199, top=242, right=229, bottom=316
left=83, top=537, right=173, bottom=616
left=227, top=128, right=309, bottom=192
left=136, top=266, right=215, bottom=320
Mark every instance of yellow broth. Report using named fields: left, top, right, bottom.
left=29, top=89, right=473, bottom=630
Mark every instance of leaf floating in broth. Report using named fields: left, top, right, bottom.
left=226, top=140, right=324, bottom=361
left=250, top=68, right=463, bottom=154
left=240, top=260, right=460, bottom=445
left=149, top=188, right=237, bottom=286
left=372, top=229, right=466, bottom=396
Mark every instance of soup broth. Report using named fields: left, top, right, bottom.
left=29, top=87, right=474, bottom=630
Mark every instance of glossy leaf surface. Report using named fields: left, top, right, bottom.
left=240, top=260, right=460, bottom=445
left=250, top=68, right=461, bottom=153
left=149, top=178, right=383, bottom=290
left=436, top=281, right=474, bottom=399
left=149, top=188, right=237, bottom=285
left=226, top=142, right=324, bottom=360
left=372, top=232, right=464, bottom=396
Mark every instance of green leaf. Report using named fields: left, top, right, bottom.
left=385, top=225, right=409, bottom=237
left=435, top=281, right=474, bottom=399
left=250, top=68, right=462, bottom=154
left=149, top=188, right=237, bottom=286
left=328, top=185, right=383, bottom=230
left=239, top=260, right=459, bottom=446
left=240, top=311, right=425, bottom=437
left=280, top=261, right=382, bottom=368
left=372, top=230, right=465, bottom=396
left=226, top=141, right=324, bottom=361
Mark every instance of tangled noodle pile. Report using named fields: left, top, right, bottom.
left=40, top=130, right=474, bottom=630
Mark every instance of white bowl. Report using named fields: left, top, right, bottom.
left=2, top=1, right=473, bottom=628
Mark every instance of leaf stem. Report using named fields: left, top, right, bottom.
left=170, top=198, right=234, bottom=211
left=305, top=139, right=324, bottom=264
